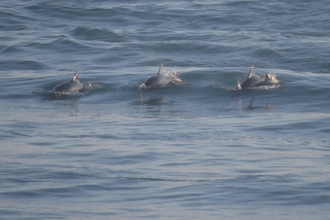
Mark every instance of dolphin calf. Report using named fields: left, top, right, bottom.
left=139, top=64, right=183, bottom=91
left=259, top=73, right=280, bottom=86
left=238, top=65, right=280, bottom=89
left=52, top=70, right=84, bottom=94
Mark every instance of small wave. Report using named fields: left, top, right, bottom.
left=32, top=82, right=108, bottom=100
left=0, top=60, right=50, bottom=71
left=240, top=84, right=282, bottom=90
left=32, top=88, right=50, bottom=95
left=210, top=81, right=281, bottom=91
left=71, top=26, right=126, bottom=43
left=211, top=83, right=239, bottom=91
left=1, top=45, right=23, bottom=53
left=131, top=97, right=176, bottom=107
left=51, top=37, right=91, bottom=51
left=82, top=82, right=108, bottom=93
left=0, top=9, right=32, bottom=31
left=235, top=83, right=282, bottom=90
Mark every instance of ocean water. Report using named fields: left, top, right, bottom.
left=1, top=1, right=330, bottom=219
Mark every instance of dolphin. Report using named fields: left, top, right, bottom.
left=238, top=66, right=280, bottom=89
left=139, top=64, right=182, bottom=91
left=259, top=73, right=280, bottom=86
left=52, top=70, right=84, bottom=94
left=238, top=65, right=261, bottom=89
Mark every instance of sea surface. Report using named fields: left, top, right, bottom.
left=1, top=1, right=330, bottom=219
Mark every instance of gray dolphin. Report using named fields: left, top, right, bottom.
left=238, top=66, right=280, bottom=89
left=52, top=70, right=84, bottom=94
left=139, top=64, right=182, bottom=91
left=238, top=65, right=261, bottom=89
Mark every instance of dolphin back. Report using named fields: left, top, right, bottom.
left=239, top=65, right=261, bottom=88
left=143, top=64, right=171, bottom=87
left=240, top=75, right=261, bottom=88
left=52, top=70, right=83, bottom=94
left=144, top=75, right=171, bottom=87
left=139, top=64, right=183, bottom=91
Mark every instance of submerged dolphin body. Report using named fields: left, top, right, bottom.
left=52, top=70, right=84, bottom=94
left=238, top=65, right=280, bottom=89
left=139, top=64, right=183, bottom=91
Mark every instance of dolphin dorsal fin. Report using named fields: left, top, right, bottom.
left=72, top=70, right=79, bottom=81
left=157, top=64, right=164, bottom=75
left=247, top=65, right=254, bottom=78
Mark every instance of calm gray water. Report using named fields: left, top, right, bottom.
left=1, top=1, right=330, bottom=219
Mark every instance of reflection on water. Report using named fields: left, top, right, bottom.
left=247, top=97, right=275, bottom=111
left=129, top=94, right=179, bottom=118
left=135, top=93, right=176, bottom=107
left=138, top=97, right=167, bottom=106
left=236, top=97, right=275, bottom=113
left=70, top=100, right=78, bottom=116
